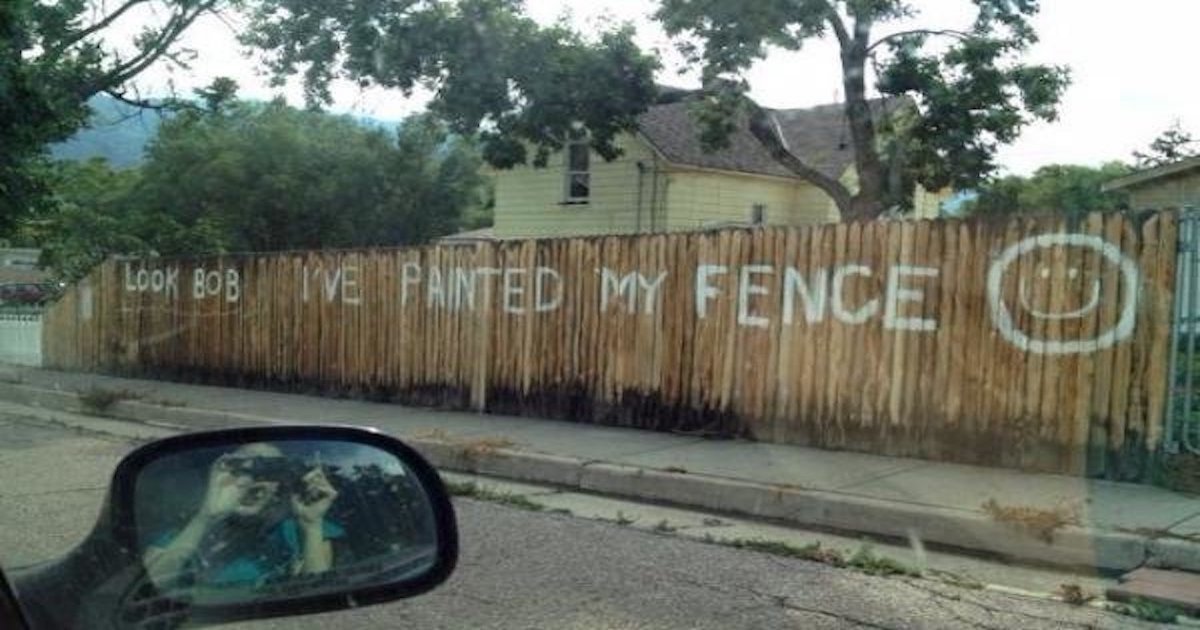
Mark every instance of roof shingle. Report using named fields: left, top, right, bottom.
left=636, top=97, right=909, bottom=181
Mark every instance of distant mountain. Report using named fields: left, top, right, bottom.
left=50, top=95, right=167, bottom=168
left=50, top=95, right=401, bottom=169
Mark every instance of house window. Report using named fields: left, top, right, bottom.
left=565, top=141, right=590, bottom=202
left=751, top=203, right=767, bottom=225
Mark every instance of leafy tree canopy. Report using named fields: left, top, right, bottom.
left=24, top=81, right=488, bottom=279
left=1, top=0, right=220, bottom=234
left=135, top=85, right=488, bottom=252
left=240, top=0, right=659, bottom=169
left=964, top=162, right=1131, bottom=218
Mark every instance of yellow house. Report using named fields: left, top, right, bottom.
left=482, top=98, right=946, bottom=240
left=1103, top=155, right=1200, bottom=210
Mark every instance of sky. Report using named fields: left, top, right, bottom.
left=107, top=0, right=1200, bottom=176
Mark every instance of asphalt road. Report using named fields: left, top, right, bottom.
left=0, top=405, right=1158, bottom=629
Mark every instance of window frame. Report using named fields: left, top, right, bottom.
left=563, top=141, right=591, bottom=204
left=750, top=203, right=767, bottom=225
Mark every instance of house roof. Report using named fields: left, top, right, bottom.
left=636, top=97, right=910, bottom=180
left=1102, top=155, right=1200, bottom=192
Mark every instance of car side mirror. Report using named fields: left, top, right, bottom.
left=8, top=425, right=458, bottom=629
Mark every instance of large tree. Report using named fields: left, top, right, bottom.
left=657, top=0, right=1070, bottom=219
left=239, top=0, right=658, bottom=168
left=1, top=0, right=220, bottom=233
left=135, top=87, right=486, bottom=251
left=965, top=162, right=1131, bottom=218
left=25, top=84, right=489, bottom=278
left=241, top=0, right=1067, bottom=221
left=1132, top=121, right=1198, bottom=169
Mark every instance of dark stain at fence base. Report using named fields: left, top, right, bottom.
left=96, top=364, right=748, bottom=441
left=79, top=361, right=1122, bottom=478
left=482, top=385, right=746, bottom=439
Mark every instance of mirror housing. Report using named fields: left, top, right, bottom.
left=9, top=425, right=458, bottom=629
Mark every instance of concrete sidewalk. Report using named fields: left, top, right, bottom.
left=1, top=364, right=1198, bottom=573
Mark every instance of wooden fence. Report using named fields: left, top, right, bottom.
left=42, top=211, right=1179, bottom=478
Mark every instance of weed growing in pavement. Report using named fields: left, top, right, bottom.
left=443, top=480, right=545, bottom=512
left=715, top=538, right=846, bottom=566
left=1111, top=597, right=1187, bottom=623
left=980, top=498, right=1081, bottom=543
left=1154, top=453, right=1200, bottom=495
left=925, top=569, right=984, bottom=591
left=847, top=544, right=921, bottom=577
left=614, top=511, right=635, bottom=526
left=77, top=387, right=142, bottom=415
left=1055, top=583, right=1092, bottom=606
left=653, top=519, right=677, bottom=533
left=414, top=428, right=451, bottom=441
left=457, top=437, right=516, bottom=461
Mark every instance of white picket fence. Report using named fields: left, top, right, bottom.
left=0, top=311, right=42, bottom=367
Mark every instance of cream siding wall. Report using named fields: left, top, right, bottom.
left=662, top=169, right=835, bottom=231
left=489, top=134, right=950, bottom=237
left=912, top=185, right=950, bottom=219
left=491, top=134, right=658, bottom=238
left=840, top=165, right=949, bottom=220
left=1126, top=169, right=1200, bottom=210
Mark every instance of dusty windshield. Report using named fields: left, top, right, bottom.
left=2, top=0, right=1199, bottom=628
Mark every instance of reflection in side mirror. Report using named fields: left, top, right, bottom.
left=7, top=425, right=457, bottom=630
left=135, top=439, right=440, bottom=609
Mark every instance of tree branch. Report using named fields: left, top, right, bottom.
left=47, top=0, right=152, bottom=59
left=103, top=88, right=169, bottom=111
left=86, top=1, right=215, bottom=96
left=866, top=29, right=972, bottom=54
left=822, top=2, right=851, bottom=49
left=745, top=102, right=853, bottom=214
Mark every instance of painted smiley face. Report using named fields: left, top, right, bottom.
left=1017, top=264, right=1102, bottom=321
left=987, top=234, right=1140, bottom=355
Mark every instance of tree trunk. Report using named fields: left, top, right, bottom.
left=839, top=35, right=887, bottom=221
left=843, top=193, right=884, bottom=221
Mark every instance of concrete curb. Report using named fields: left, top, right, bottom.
left=2, top=380, right=1196, bottom=573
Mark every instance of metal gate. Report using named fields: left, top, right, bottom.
left=1167, top=207, right=1200, bottom=454
left=0, top=307, right=42, bottom=367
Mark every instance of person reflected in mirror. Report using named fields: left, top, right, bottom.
left=143, top=442, right=345, bottom=590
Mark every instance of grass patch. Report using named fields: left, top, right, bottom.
left=77, top=386, right=142, bottom=415
left=1111, top=597, right=1187, bottom=623
left=614, top=511, right=636, bottom=526
left=981, top=498, right=1080, bottom=543
left=653, top=519, right=677, bottom=533
left=443, top=480, right=544, bottom=512
left=846, top=544, right=921, bottom=577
